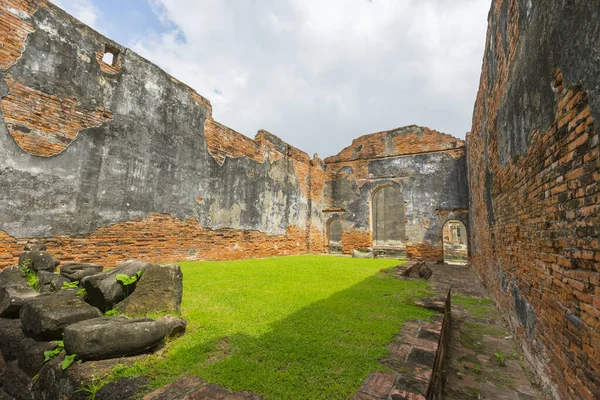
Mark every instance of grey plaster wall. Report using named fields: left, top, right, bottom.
left=324, top=150, right=469, bottom=254
left=0, top=3, right=316, bottom=239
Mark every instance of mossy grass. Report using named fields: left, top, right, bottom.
left=452, top=295, right=499, bottom=319
left=106, top=255, right=434, bottom=399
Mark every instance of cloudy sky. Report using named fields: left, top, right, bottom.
left=52, top=0, right=491, bottom=157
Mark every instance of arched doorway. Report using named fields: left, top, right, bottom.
left=443, top=220, right=468, bottom=264
left=371, top=186, right=405, bottom=254
left=328, top=219, right=343, bottom=254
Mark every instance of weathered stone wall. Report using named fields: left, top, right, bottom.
left=324, top=126, right=469, bottom=260
left=0, top=0, right=325, bottom=267
left=468, top=0, right=600, bottom=398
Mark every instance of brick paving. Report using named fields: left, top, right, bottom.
left=426, top=263, right=550, bottom=400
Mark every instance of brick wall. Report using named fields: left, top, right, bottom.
left=0, top=0, right=326, bottom=268
left=324, top=125, right=464, bottom=164
left=468, top=0, right=600, bottom=398
left=1, top=76, right=113, bottom=156
left=0, top=0, right=37, bottom=69
left=0, top=213, right=313, bottom=268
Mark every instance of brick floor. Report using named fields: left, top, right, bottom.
left=426, top=263, right=550, bottom=400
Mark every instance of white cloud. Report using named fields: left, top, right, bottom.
left=131, top=0, right=491, bottom=157
left=52, top=0, right=99, bottom=29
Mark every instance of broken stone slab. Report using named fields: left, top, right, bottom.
left=0, top=318, right=26, bottom=361
left=0, top=265, right=28, bottom=289
left=2, top=360, right=34, bottom=400
left=64, top=316, right=167, bottom=360
left=95, top=376, right=150, bottom=400
left=18, top=251, right=59, bottom=273
left=24, top=240, right=47, bottom=252
left=34, top=353, right=148, bottom=400
left=60, top=263, right=103, bottom=282
left=414, top=299, right=446, bottom=313
left=352, top=249, right=374, bottom=258
left=18, top=337, right=56, bottom=377
left=115, top=264, right=183, bottom=317
left=38, top=271, right=72, bottom=294
left=0, top=354, right=4, bottom=380
left=156, top=315, right=187, bottom=339
left=0, top=286, right=40, bottom=318
left=81, top=260, right=155, bottom=312
left=19, top=291, right=102, bottom=340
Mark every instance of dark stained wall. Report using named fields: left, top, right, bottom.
left=0, top=0, right=326, bottom=267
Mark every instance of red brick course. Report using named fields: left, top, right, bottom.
left=0, top=213, right=320, bottom=269
left=324, top=126, right=464, bottom=164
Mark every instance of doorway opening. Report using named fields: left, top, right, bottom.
left=443, top=220, right=468, bottom=264
left=371, top=186, right=405, bottom=257
left=327, top=219, right=343, bottom=254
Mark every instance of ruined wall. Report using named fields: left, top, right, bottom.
left=468, top=0, right=600, bottom=398
left=0, top=0, right=325, bottom=267
left=324, top=126, right=469, bottom=260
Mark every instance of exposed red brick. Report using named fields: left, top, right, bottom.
left=0, top=0, right=37, bottom=69
left=324, top=126, right=464, bottom=164
left=95, top=51, right=121, bottom=74
left=341, top=230, right=372, bottom=254
left=0, top=214, right=317, bottom=268
left=1, top=76, right=113, bottom=156
left=406, top=244, right=443, bottom=261
left=204, top=116, right=266, bottom=165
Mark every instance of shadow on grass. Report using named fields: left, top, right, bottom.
left=125, top=269, right=435, bottom=400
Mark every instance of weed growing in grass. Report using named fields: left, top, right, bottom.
left=495, top=351, right=506, bottom=366
left=104, top=255, right=434, bottom=399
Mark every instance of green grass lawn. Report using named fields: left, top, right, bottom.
left=109, top=255, right=434, bottom=399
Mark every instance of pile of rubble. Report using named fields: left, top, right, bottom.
left=0, top=241, right=186, bottom=400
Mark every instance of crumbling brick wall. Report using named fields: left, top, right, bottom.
left=323, top=126, right=469, bottom=260
left=0, top=0, right=325, bottom=268
left=468, top=0, right=600, bottom=398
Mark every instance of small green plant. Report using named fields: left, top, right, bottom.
left=105, top=309, right=119, bottom=317
left=116, top=271, right=143, bottom=296
left=495, top=351, right=506, bottom=366
left=81, top=378, right=107, bottom=400
left=43, top=340, right=77, bottom=370
left=20, top=260, right=39, bottom=290
left=61, top=354, right=77, bottom=370
left=456, top=371, right=464, bottom=378
left=473, top=364, right=481, bottom=374
left=76, top=287, right=88, bottom=299
left=62, top=281, right=80, bottom=290
left=43, top=340, right=65, bottom=363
